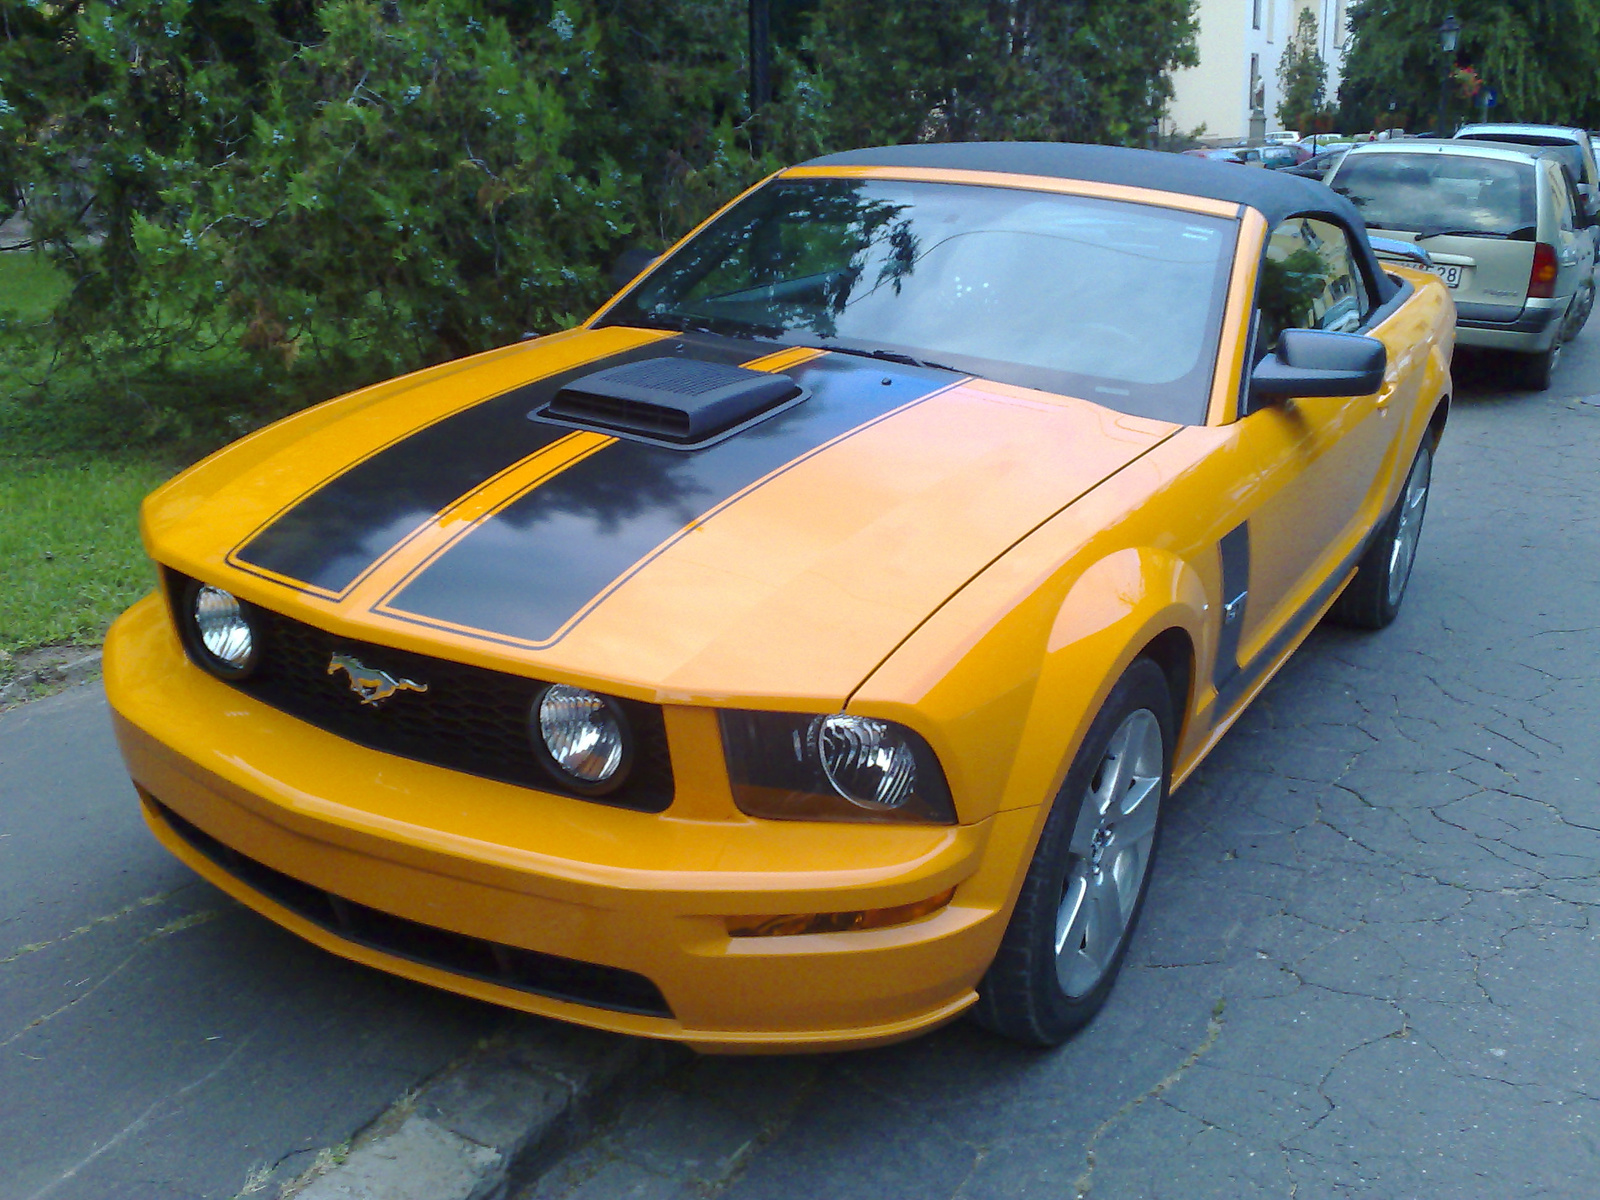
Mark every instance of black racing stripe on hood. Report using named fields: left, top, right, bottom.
left=233, top=334, right=774, bottom=595
left=382, top=355, right=962, bottom=648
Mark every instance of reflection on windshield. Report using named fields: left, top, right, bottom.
left=599, top=179, right=1237, bottom=425
left=1334, top=154, right=1536, bottom=237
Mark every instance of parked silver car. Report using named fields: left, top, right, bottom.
left=1328, top=140, right=1596, bottom=389
left=1454, top=123, right=1600, bottom=222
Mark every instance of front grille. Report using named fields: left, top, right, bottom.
left=166, top=571, right=673, bottom=812
left=149, top=795, right=674, bottom=1019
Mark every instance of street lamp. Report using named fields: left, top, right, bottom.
left=749, top=0, right=771, bottom=152
left=1438, top=13, right=1462, bottom=53
left=1437, top=14, right=1462, bottom=135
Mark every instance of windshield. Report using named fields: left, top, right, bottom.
left=1333, top=153, right=1536, bottom=237
left=599, top=178, right=1237, bottom=425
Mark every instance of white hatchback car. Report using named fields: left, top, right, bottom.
left=1328, top=140, right=1596, bottom=389
left=1455, top=123, right=1600, bottom=222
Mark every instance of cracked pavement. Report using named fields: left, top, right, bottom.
left=0, top=686, right=506, bottom=1200
left=515, top=326, right=1600, bottom=1200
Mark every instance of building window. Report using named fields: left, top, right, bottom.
left=1267, top=0, right=1276, bottom=42
left=1253, top=0, right=1263, bottom=30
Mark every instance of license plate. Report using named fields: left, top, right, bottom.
left=1429, top=263, right=1462, bottom=288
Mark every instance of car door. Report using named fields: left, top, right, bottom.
left=1573, top=135, right=1600, bottom=222
left=1215, top=216, right=1404, bottom=686
left=1548, top=160, right=1597, bottom=295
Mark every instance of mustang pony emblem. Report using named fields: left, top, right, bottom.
left=327, top=653, right=429, bottom=706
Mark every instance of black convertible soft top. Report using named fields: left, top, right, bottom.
left=804, top=142, right=1398, bottom=302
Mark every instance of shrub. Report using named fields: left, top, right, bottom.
left=0, top=0, right=1196, bottom=451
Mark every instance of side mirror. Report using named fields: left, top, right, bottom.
left=610, top=246, right=660, bottom=290
left=1368, top=236, right=1434, bottom=269
left=1249, top=328, right=1387, bottom=408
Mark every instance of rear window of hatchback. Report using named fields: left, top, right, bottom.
left=1458, top=133, right=1588, bottom=186
left=1333, top=153, right=1537, bottom=238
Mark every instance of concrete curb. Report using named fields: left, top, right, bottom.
left=285, top=1019, right=687, bottom=1200
left=0, top=649, right=104, bottom=706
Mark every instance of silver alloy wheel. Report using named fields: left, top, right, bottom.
left=1385, top=444, right=1432, bottom=609
left=1054, top=708, right=1164, bottom=999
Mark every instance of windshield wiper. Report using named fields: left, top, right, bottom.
left=1414, top=227, right=1510, bottom=241
left=799, top=343, right=962, bottom=373
left=856, top=347, right=962, bottom=372
left=644, top=312, right=786, bottom=339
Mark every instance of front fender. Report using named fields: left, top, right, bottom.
left=850, top=543, right=1210, bottom=829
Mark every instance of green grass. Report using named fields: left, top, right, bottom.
left=0, top=258, right=175, bottom=656
left=0, top=250, right=70, bottom=320
left=0, top=253, right=386, bottom=660
left=0, top=454, right=173, bottom=656
left=0, top=255, right=200, bottom=656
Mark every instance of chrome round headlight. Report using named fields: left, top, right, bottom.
left=189, top=584, right=256, bottom=676
left=532, top=684, right=631, bottom=793
left=813, top=714, right=918, bottom=810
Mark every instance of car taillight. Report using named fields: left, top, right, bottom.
left=1529, top=242, right=1559, bottom=299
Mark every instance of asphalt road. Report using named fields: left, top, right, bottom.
left=3, top=322, right=1597, bottom=1200
left=519, top=325, right=1600, bottom=1200
left=0, top=690, right=505, bottom=1199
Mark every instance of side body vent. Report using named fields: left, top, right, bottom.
left=534, top=356, right=805, bottom=447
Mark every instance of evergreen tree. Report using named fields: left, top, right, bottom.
left=1277, top=8, right=1331, bottom=130
left=804, top=0, right=1198, bottom=147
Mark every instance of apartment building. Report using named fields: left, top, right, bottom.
left=1166, top=0, right=1349, bottom=142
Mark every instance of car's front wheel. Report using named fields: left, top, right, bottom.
left=1330, top=437, right=1432, bottom=630
left=972, top=658, right=1172, bottom=1046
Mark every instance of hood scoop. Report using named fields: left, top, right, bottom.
left=534, top=356, right=807, bottom=448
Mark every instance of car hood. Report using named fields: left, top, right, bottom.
left=146, top=327, right=1177, bottom=705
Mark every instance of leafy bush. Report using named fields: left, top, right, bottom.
left=0, top=0, right=1196, bottom=452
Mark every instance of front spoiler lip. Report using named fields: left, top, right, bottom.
left=139, top=790, right=979, bottom=1051
left=140, top=790, right=675, bottom=1019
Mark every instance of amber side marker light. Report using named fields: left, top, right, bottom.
left=726, top=888, right=957, bottom=938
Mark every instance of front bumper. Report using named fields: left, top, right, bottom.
left=1454, top=297, right=1566, bottom=352
left=106, top=594, right=1032, bottom=1051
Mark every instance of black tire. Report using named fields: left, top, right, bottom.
left=972, top=658, right=1173, bottom=1047
left=1567, top=281, right=1595, bottom=340
left=1519, top=339, right=1562, bottom=392
left=1330, top=438, right=1433, bottom=630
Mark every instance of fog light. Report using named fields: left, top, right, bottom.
left=188, top=584, right=256, bottom=677
left=532, top=684, right=631, bottom=793
left=726, top=888, right=956, bottom=938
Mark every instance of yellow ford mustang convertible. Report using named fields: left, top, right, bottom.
left=106, top=143, right=1453, bottom=1050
